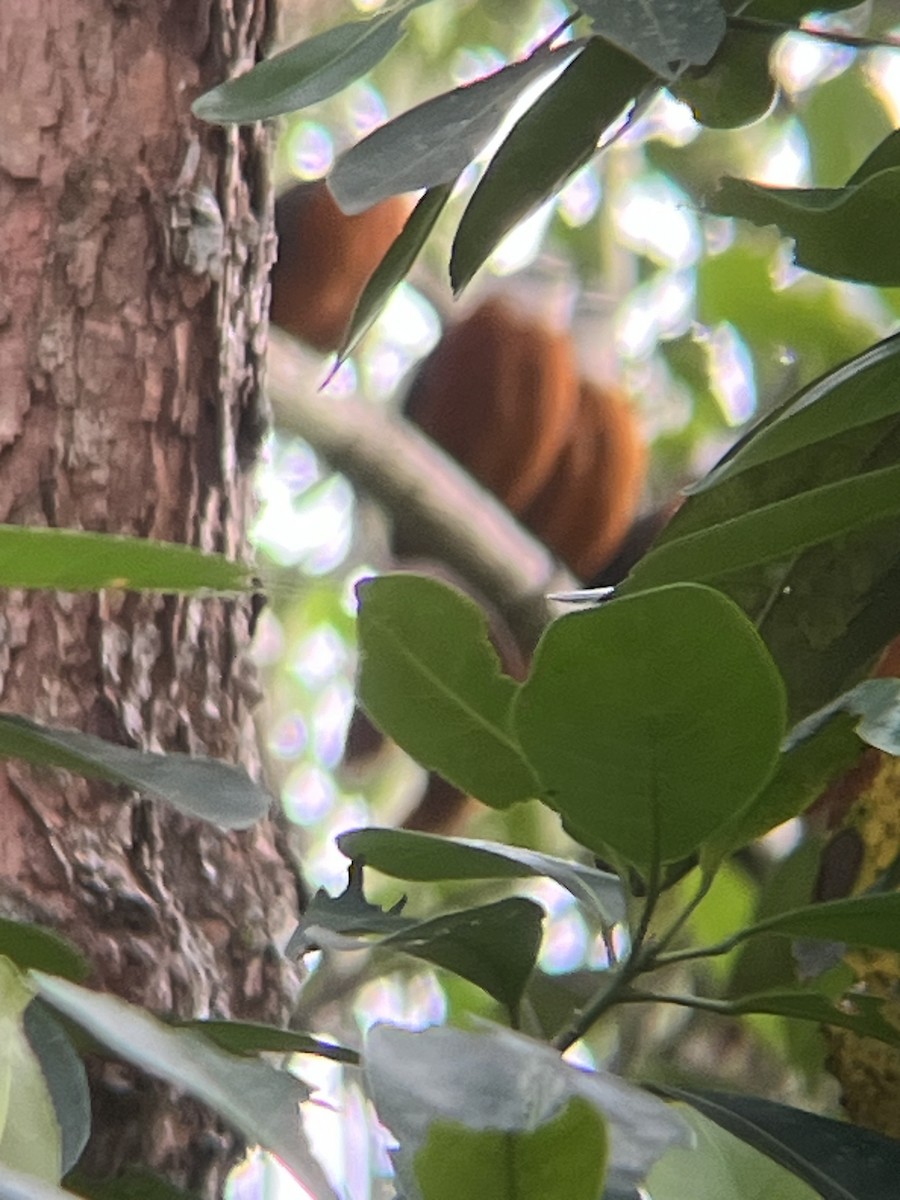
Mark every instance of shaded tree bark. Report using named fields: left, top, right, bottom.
left=0, top=1, right=303, bottom=1193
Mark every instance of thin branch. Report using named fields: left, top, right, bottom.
left=730, top=14, right=900, bottom=53
left=266, top=330, right=577, bottom=651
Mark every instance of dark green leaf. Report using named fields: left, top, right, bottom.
left=65, top=1169, right=201, bottom=1200
left=286, top=859, right=412, bottom=956
left=579, top=0, right=725, bottom=76
left=32, top=974, right=337, bottom=1200
left=175, top=1020, right=359, bottom=1064
left=701, top=712, right=862, bottom=868
left=740, top=891, right=900, bottom=953
left=622, top=464, right=900, bottom=592
left=329, top=42, right=576, bottom=213
left=708, top=129, right=900, bottom=285
left=450, top=39, right=652, bottom=293
left=671, top=27, right=776, bottom=129
left=356, top=575, right=539, bottom=809
left=0, top=715, right=269, bottom=830
left=0, top=920, right=88, bottom=983
left=23, top=1002, right=89, bottom=1176
left=366, top=1025, right=689, bottom=1196
left=337, top=826, right=627, bottom=924
left=514, top=584, right=785, bottom=871
left=192, top=0, right=434, bottom=124
left=665, top=1086, right=900, bottom=1200
left=414, top=1098, right=609, bottom=1200
left=722, top=989, right=900, bottom=1055
left=335, top=183, right=453, bottom=362
left=0, top=526, right=251, bottom=593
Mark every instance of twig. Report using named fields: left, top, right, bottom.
left=265, top=329, right=577, bottom=651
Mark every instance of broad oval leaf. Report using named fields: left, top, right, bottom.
left=366, top=1024, right=690, bottom=1197
left=513, top=584, right=786, bottom=871
left=192, top=0, right=434, bottom=125
left=329, top=43, right=576, bottom=214
left=580, top=0, right=726, bottom=76
left=337, top=826, right=627, bottom=925
left=355, top=574, right=539, bottom=808
left=0, top=715, right=269, bottom=830
left=31, top=973, right=337, bottom=1200
left=667, top=1086, right=900, bottom=1200
left=450, top=38, right=652, bottom=294
left=0, top=526, right=251, bottom=593
left=414, top=1098, right=608, bottom=1200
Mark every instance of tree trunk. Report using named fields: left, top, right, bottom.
left=0, top=1, right=302, bottom=1193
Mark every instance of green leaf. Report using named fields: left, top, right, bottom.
left=0, top=921, right=87, bottom=984
left=31, top=974, right=337, bottom=1200
left=701, top=712, right=862, bottom=868
left=513, top=584, right=786, bottom=871
left=335, top=183, right=453, bottom=362
left=329, top=43, right=575, bottom=214
left=622, top=463, right=900, bottom=592
left=0, top=715, right=269, bottom=830
left=450, top=39, right=652, bottom=293
left=192, top=0, right=435, bottom=124
left=708, top=130, right=900, bottom=285
left=289, top=863, right=542, bottom=1017
left=177, top=1020, right=359, bottom=1064
left=356, top=575, right=538, bottom=809
left=414, top=1097, right=608, bottom=1200
left=579, top=0, right=726, bottom=76
left=337, top=826, right=627, bottom=924
left=0, top=526, right=252, bottom=593
left=646, top=1103, right=819, bottom=1200
left=366, top=1024, right=690, bottom=1197
left=0, top=962, right=60, bottom=1183
left=671, top=27, right=776, bottom=129
left=722, top=989, right=900, bottom=1056
left=666, top=1087, right=900, bottom=1200
left=23, top=1003, right=89, bottom=1176
left=789, top=678, right=900, bottom=756
left=64, top=1170, right=201, bottom=1200
left=739, top=892, right=900, bottom=953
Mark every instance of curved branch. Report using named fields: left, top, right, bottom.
left=266, top=329, right=576, bottom=650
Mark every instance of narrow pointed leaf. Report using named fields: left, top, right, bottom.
left=337, top=826, right=627, bottom=924
left=176, top=1020, right=359, bottom=1064
left=335, top=183, right=453, bottom=362
left=0, top=920, right=87, bottom=983
left=0, top=526, right=251, bottom=593
left=329, top=43, right=575, bottom=213
left=192, top=0, right=434, bottom=124
left=514, top=584, right=785, bottom=871
left=722, top=990, right=900, bottom=1054
left=32, top=974, right=337, bottom=1200
left=739, top=892, right=900, bottom=953
left=0, top=715, right=269, bottom=829
left=356, top=575, right=539, bottom=808
left=451, top=39, right=652, bottom=293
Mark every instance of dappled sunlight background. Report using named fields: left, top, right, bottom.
left=233, top=1, right=900, bottom=1195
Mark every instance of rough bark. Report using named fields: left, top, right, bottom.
left=0, top=1, right=303, bottom=1192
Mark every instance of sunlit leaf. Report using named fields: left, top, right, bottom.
left=0, top=526, right=251, bottom=593
left=192, top=0, right=436, bottom=124
left=329, top=42, right=576, bottom=213
left=32, top=974, right=337, bottom=1200
left=356, top=575, right=538, bottom=808
left=23, top=1003, right=89, bottom=1176
left=366, top=1024, right=690, bottom=1198
left=514, top=584, right=785, bottom=871
left=0, top=1167, right=84, bottom=1200
left=579, top=0, right=726, bottom=76
left=337, top=826, right=627, bottom=924
left=0, top=715, right=269, bottom=830
left=451, top=38, right=652, bottom=293
left=414, top=1098, right=608, bottom=1200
